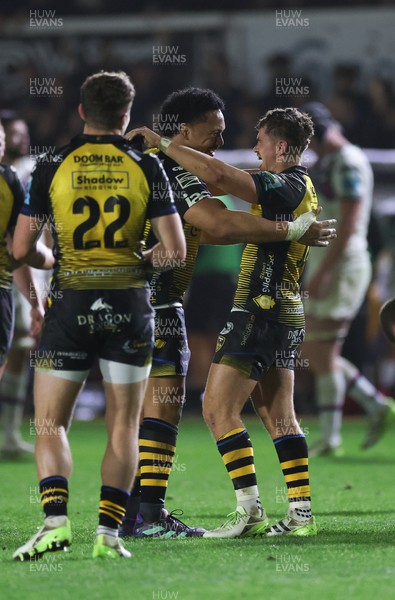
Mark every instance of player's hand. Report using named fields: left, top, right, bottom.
left=297, top=207, right=337, bottom=247
left=125, top=127, right=161, bottom=149
left=132, top=245, right=168, bottom=274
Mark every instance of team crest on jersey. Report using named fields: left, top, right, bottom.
left=220, top=321, right=234, bottom=335
left=253, top=295, right=275, bottom=310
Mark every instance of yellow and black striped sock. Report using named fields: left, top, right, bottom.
left=99, top=486, right=129, bottom=529
left=139, top=418, right=178, bottom=521
left=217, top=428, right=257, bottom=491
left=40, top=476, right=68, bottom=517
left=273, top=434, right=311, bottom=519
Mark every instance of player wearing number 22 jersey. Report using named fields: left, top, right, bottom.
left=12, top=71, right=186, bottom=562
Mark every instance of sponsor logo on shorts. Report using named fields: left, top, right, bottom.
left=241, top=317, right=255, bottom=346
left=122, top=341, right=138, bottom=354
left=122, top=340, right=150, bottom=354
left=288, top=329, right=305, bottom=346
left=56, top=351, right=88, bottom=359
left=77, top=312, right=132, bottom=327
left=90, top=298, right=112, bottom=312
left=77, top=297, right=132, bottom=332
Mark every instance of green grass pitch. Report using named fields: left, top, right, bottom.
left=1, top=416, right=394, bottom=600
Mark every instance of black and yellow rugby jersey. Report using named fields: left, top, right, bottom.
left=144, top=150, right=211, bottom=306
left=0, top=164, right=24, bottom=289
left=22, top=135, right=176, bottom=290
left=233, top=166, right=318, bottom=327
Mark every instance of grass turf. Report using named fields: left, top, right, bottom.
left=1, top=416, right=394, bottom=600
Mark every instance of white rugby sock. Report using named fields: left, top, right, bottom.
left=316, top=370, right=346, bottom=447
left=235, top=485, right=263, bottom=517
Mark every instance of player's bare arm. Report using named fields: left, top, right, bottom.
left=126, top=127, right=336, bottom=247
left=12, top=264, right=45, bottom=338
left=12, top=215, right=55, bottom=270
left=126, top=127, right=258, bottom=204
left=150, top=212, right=187, bottom=269
left=185, top=197, right=335, bottom=246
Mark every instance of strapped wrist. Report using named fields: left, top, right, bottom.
left=159, top=137, right=172, bottom=153
left=285, top=211, right=315, bottom=241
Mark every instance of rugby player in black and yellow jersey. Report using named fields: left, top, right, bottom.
left=0, top=120, right=44, bottom=382
left=12, top=71, right=186, bottom=561
left=124, top=100, right=335, bottom=538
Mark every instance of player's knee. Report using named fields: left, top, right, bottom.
left=202, top=403, right=217, bottom=431
left=202, top=401, right=232, bottom=434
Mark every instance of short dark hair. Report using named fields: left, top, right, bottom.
left=80, top=71, right=135, bottom=130
left=159, top=87, right=224, bottom=136
left=256, top=107, right=314, bottom=155
left=380, top=298, right=395, bottom=343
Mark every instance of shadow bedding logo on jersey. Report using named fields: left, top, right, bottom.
left=71, top=171, right=129, bottom=189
